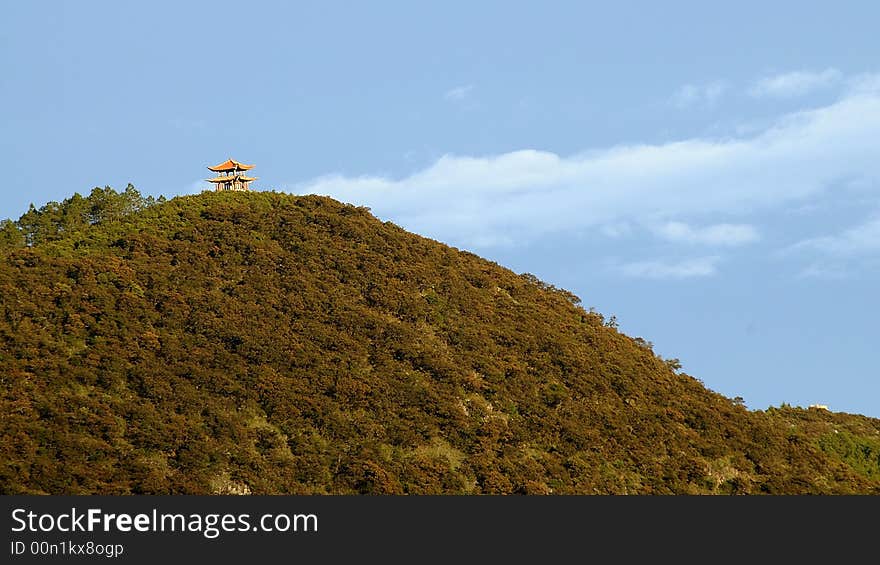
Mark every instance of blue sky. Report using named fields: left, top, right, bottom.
left=3, top=1, right=879, bottom=417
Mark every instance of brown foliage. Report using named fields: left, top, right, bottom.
left=1, top=189, right=878, bottom=494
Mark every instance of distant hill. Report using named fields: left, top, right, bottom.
left=1, top=187, right=878, bottom=494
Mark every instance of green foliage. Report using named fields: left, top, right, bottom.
left=9, top=184, right=160, bottom=250
left=818, top=431, right=880, bottom=480
left=1, top=188, right=878, bottom=495
left=0, top=219, right=24, bottom=251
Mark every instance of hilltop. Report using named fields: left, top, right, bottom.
left=1, top=187, right=879, bottom=494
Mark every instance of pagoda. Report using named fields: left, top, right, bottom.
left=206, top=158, right=257, bottom=191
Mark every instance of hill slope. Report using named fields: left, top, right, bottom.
left=1, top=188, right=879, bottom=494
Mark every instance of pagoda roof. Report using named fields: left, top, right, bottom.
left=208, top=158, right=255, bottom=172
left=206, top=175, right=257, bottom=183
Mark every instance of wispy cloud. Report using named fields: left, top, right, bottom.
left=654, top=222, right=760, bottom=246
left=748, top=68, right=842, bottom=99
left=444, top=84, right=474, bottom=101
left=617, top=256, right=721, bottom=279
left=672, top=81, right=727, bottom=108
left=797, top=262, right=850, bottom=280
left=288, top=71, right=880, bottom=282
left=791, top=216, right=880, bottom=256
left=291, top=74, right=880, bottom=251
left=849, top=73, right=880, bottom=94
left=600, top=222, right=633, bottom=238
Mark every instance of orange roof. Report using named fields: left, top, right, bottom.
left=206, top=176, right=257, bottom=183
left=208, top=158, right=255, bottom=172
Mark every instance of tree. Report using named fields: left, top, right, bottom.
left=0, top=219, right=24, bottom=250
left=13, top=185, right=158, bottom=247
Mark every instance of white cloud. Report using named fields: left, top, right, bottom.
left=792, top=216, right=880, bottom=256
left=600, top=222, right=633, bottom=238
left=617, top=256, right=721, bottom=279
left=848, top=73, right=880, bottom=94
left=797, top=263, right=850, bottom=280
left=654, top=221, right=759, bottom=246
left=672, top=81, right=727, bottom=108
left=748, top=68, right=842, bottom=99
left=444, top=85, right=474, bottom=101
left=289, top=74, right=880, bottom=253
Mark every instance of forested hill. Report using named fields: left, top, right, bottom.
left=2, top=187, right=879, bottom=494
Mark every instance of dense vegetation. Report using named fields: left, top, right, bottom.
left=1, top=187, right=878, bottom=494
